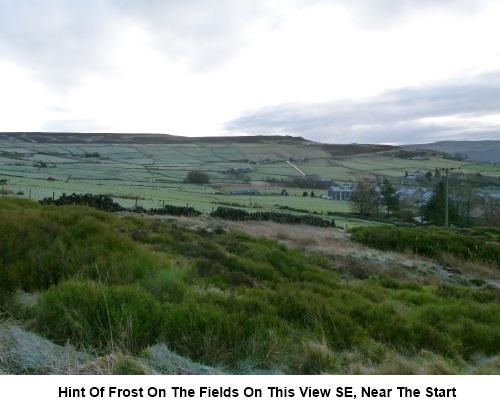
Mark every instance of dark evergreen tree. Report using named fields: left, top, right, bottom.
left=422, top=181, right=459, bottom=225
left=380, top=178, right=400, bottom=217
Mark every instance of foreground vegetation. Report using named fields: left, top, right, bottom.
left=1, top=197, right=500, bottom=374
left=350, top=226, right=500, bottom=267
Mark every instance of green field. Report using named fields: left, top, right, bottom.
left=1, top=140, right=499, bottom=218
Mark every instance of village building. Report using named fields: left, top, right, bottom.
left=328, top=184, right=355, bottom=200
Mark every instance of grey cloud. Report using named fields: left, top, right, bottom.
left=0, top=0, right=117, bottom=90
left=0, top=0, right=292, bottom=90
left=0, top=0, right=495, bottom=94
left=222, top=71, right=500, bottom=144
left=109, top=0, right=294, bottom=72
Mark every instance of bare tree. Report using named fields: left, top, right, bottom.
left=450, top=183, right=477, bottom=226
left=350, top=177, right=378, bottom=216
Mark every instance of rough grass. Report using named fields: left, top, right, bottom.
left=1, top=197, right=500, bottom=374
left=0, top=321, right=89, bottom=374
left=349, top=226, right=500, bottom=267
left=0, top=320, right=222, bottom=375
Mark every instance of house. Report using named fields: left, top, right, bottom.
left=421, top=190, right=433, bottom=202
left=328, top=184, right=355, bottom=200
left=397, top=187, right=432, bottom=207
left=404, top=170, right=424, bottom=181
left=397, top=187, right=421, bottom=206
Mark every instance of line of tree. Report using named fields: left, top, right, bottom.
left=349, top=177, right=400, bottom=218
left=350, top=176, right=499, bottom=227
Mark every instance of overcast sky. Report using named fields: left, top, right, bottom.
left=1, top=0, right=499, bottom=144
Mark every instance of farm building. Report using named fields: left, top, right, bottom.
left=328, top=184, right=355, bottom=200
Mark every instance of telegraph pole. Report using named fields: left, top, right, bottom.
left=436, top=167, right=460, bottom=227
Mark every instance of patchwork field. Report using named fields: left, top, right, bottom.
left=1, top=134, right=499, bottom=217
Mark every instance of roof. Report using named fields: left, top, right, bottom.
left=329, top=184, right=355, bottom=192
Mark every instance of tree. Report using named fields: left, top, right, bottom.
left=185, top=171, right=209, bottom=184
left=422, top=181, right=459, bottom=225
left=380, top=178, right=400, bottom=217
left=450, top=183, right=476, bottom=226
left=482, top=194, right=500, bottom=226
left=425, top=171, right=433, bottom=182
left=350, top=178, right=378, bottom=216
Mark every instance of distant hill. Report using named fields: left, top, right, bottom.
left=0, top=132, right=309, bottom=145
left=408, top=140, right=500, bottom=163
left=0, top=132, right=400, bottom=156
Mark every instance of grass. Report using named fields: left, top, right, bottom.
left=1, top=197, right=500, bottom=374
left=349, top=226, right=500, bottom=267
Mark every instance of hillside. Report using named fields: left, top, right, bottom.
left=1, top=197, right=499, bottom=374
left=408, top=140, right=500, bottom=163
left=0, top=132, right=311, bottom=145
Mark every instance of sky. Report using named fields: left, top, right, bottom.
left=1, top=0, right=500, bottom=145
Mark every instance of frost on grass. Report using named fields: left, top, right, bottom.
left=0, top=323, right=222, bottom=375
left=0, top=322, right=90, bottom=374
left=141, top=344, right=222, bottom=375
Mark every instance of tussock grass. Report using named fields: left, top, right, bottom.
left=0, top=321, right=89, bottom=374
left=32, top=281, right=166, bottom=355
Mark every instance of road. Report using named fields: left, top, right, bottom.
left=286, top=161, right=306, bottom=176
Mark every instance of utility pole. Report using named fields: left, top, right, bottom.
left=436, top=167, right=460, bottom=227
